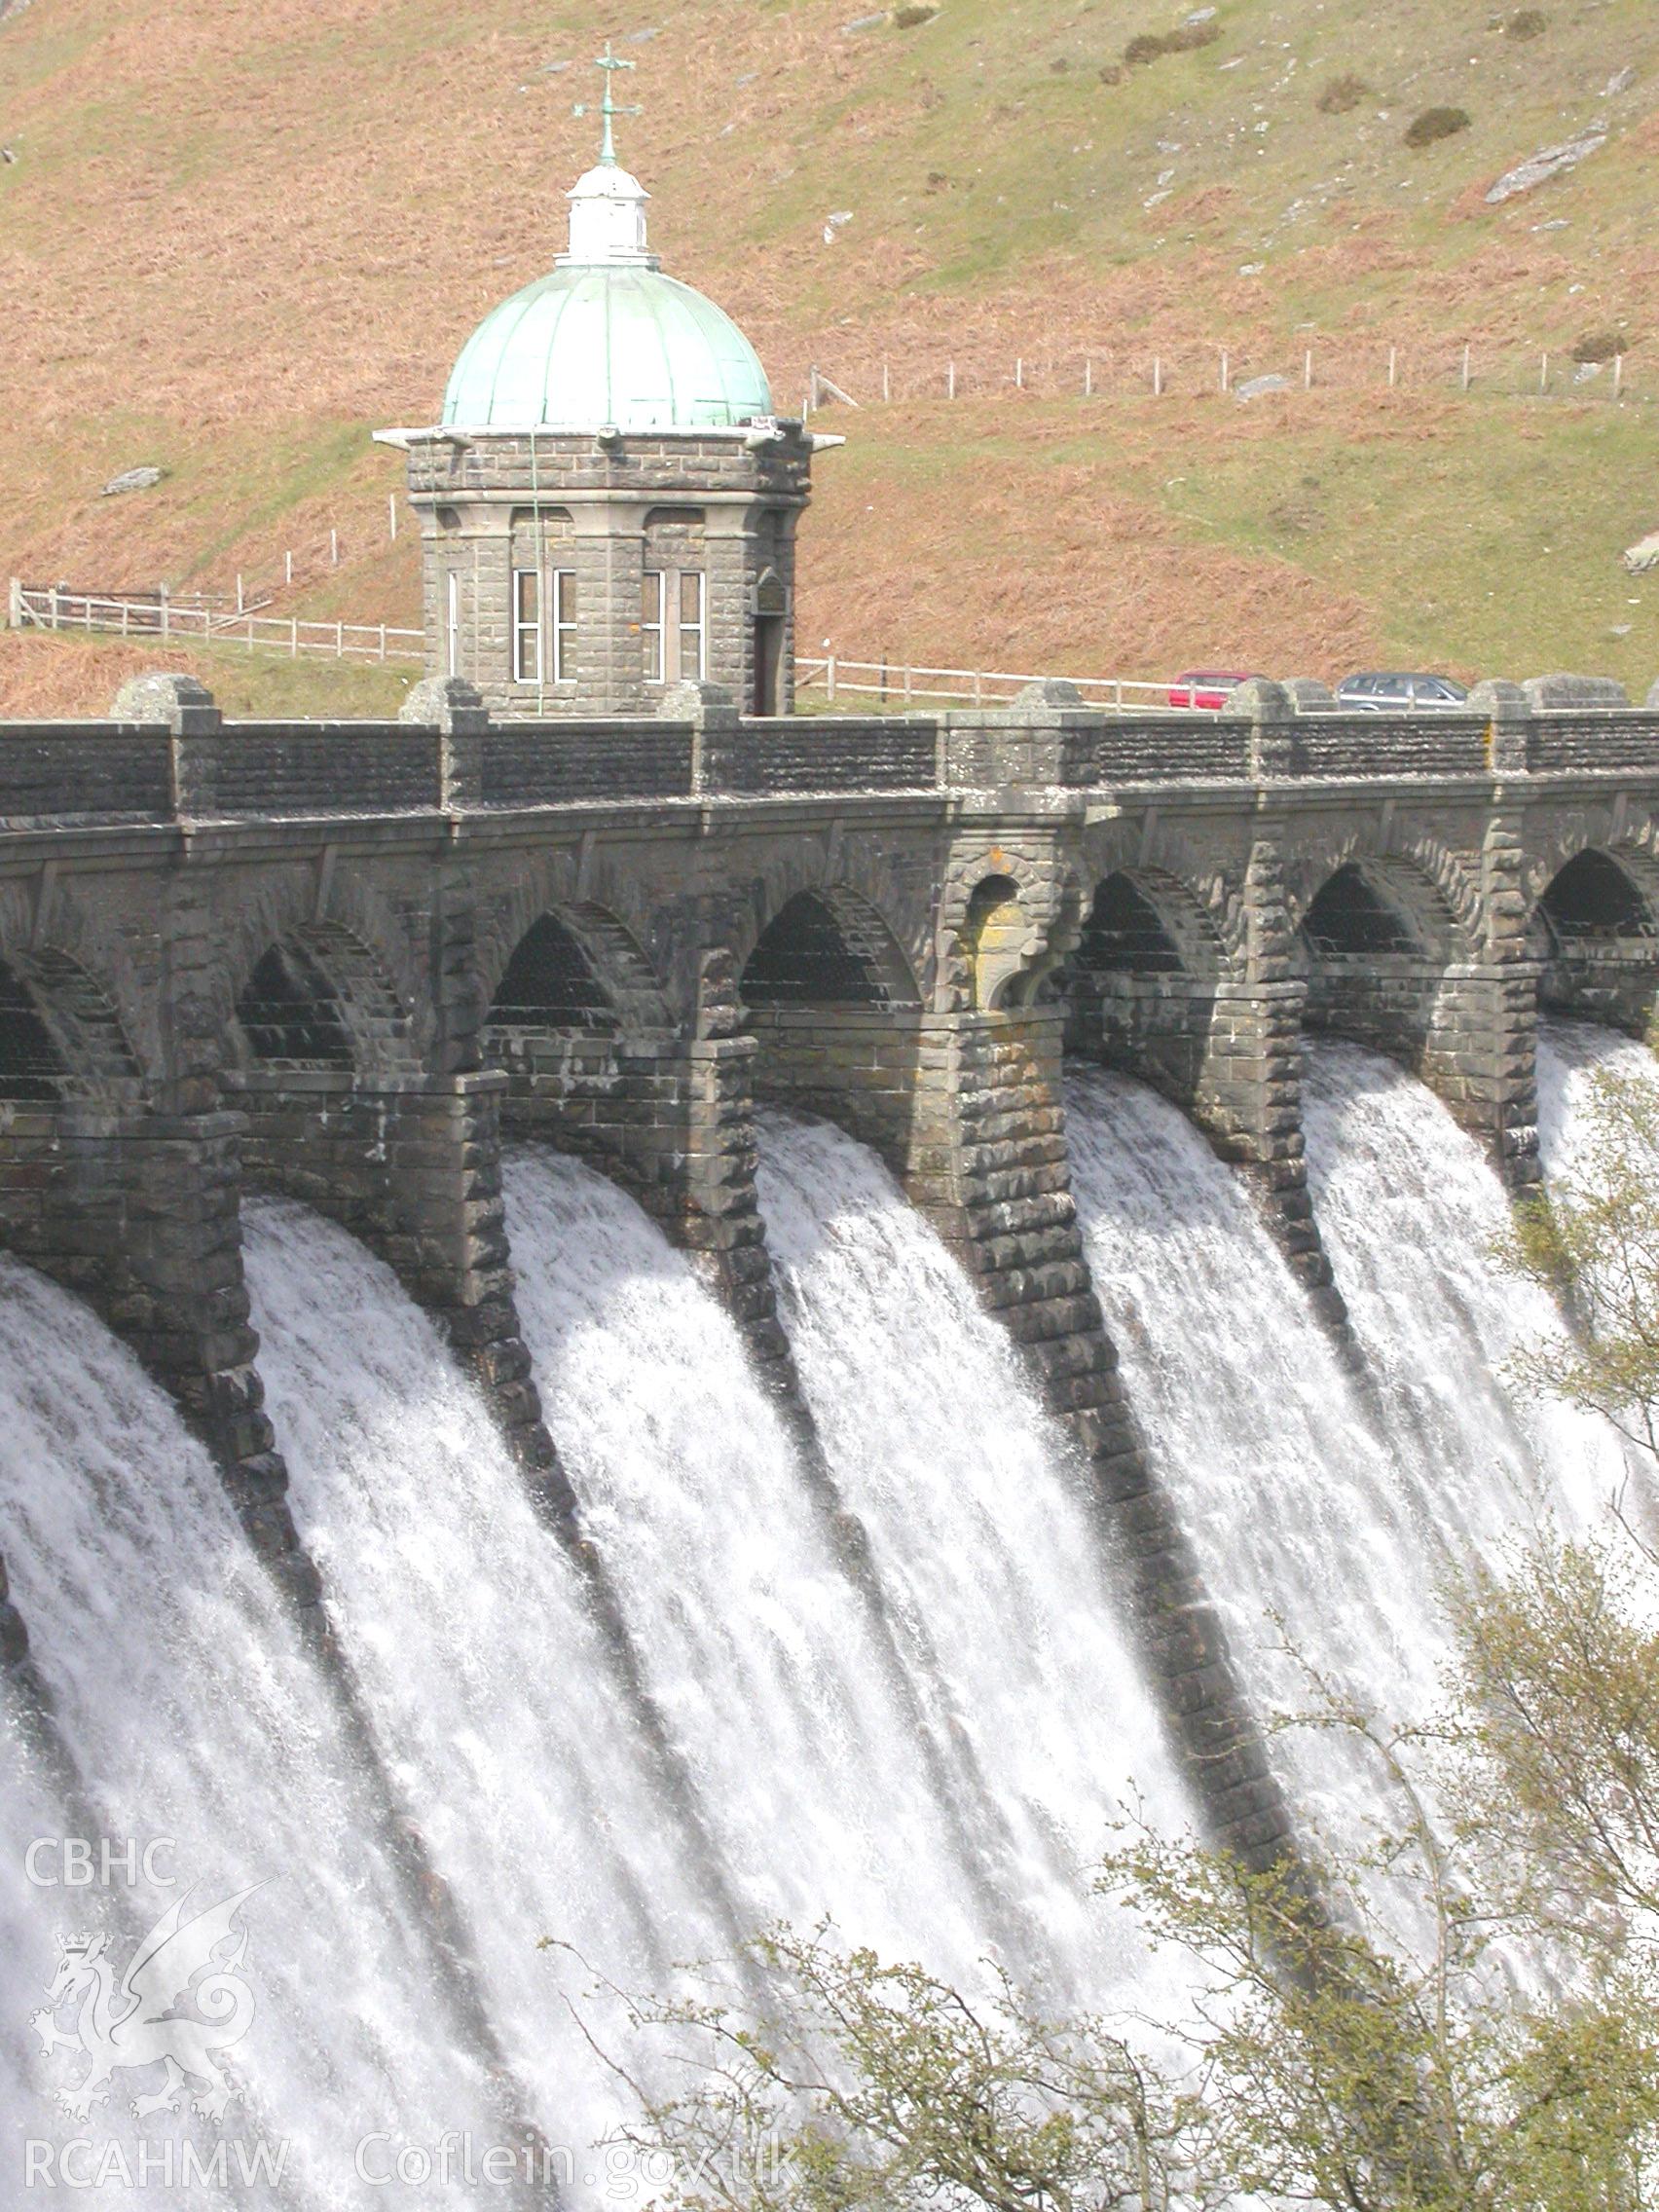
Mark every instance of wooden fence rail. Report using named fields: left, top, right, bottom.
left=11, top=583, right=424, bottom=666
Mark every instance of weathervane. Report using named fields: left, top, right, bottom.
left=573, top=42, right=642, bottom=166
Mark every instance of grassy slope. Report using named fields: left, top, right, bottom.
left=0, top=0, right=1656, bottom=708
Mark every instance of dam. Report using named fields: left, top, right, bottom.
left=4, top=75, right=1658, bottom=2207
left=0, top=661, right=1654, bottom=2200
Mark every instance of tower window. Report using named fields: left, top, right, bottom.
left=643, top=568, right=705, bottom=684
left=642, top=571, right=664, bottom=684
left=512, top=568, right=541, bottom=683
left=678, top=570, right=704, bottom=682
left=445, top=571, right=460, bottom=678
left=553, top=569, right=577, bottom=683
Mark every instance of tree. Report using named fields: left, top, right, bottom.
left=560, top=1074, right=1659, bottom=2209
left=1505, top=1064, right=1659, bottom=1461
left=561, top=1596, right=1659, bottom=2212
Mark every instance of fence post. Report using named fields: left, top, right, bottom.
left=284, top=549, right=294, bottom=585
left=159, top=586, right=168, bottom=641
left=1220, top=350, right=1229, bottom=393
left=1304, top=349, right=1313, bottom=390
left=1461, top=343, right=1472, bottom=392
left=291, top=617, right=298, bottom=657
left=1614, top=350, right=1624, bottom=399
left=973, top=668, right=982, bottom=706
left=380, top=624, right=387, bottom=661
left=1540, top=351, right=1548, bottom=393
left=1085, top=356, right=1093, bottom=397
left=1015, top=355, right=1023, bottom=388
left=947, top=360, right=956, bottom=399
left=388, top=493, right=398, bottom=541
left=1388, top=347, right=1397, bottom=388
left=330, top=529, right=339, bottom=567
left=6, top=577, right=19, bottom=629
left=121, top=601, right=130, bottom=638
left=827, top=652, right=836, bottom=703
left=903, top=661, right=912, bottom=704
left=1154, top=354, right=1163, bottom=397
left=336, top=619, right=344, bottom=655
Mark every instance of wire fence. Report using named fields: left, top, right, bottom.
left=802, top=339, right=1648, bottom=412
left=11, top=582, right=424, bottom=665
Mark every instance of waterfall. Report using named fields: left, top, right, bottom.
left=0, top=1252, right=494, bottom=2206
left=1065, top=1044, right=1632, bottom=1861
left=750, top=1112, right=1198, bottom=2015
left=1536, top=1015, right=1659, bottom=1179
left=240, top=1195, right=724, bottom=2187
left=502, top=1146, right=989, bottom=1982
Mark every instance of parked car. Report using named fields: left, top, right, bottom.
left=1167, top=670, right=1264, bottom=710
left=1336, top=671, right=1469, bottom=711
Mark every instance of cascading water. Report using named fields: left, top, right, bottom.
left=750, top=1112, right=1198, bottom=2014
left=1065, top=1044, right=1632, bottom=1861
left=15, top=1022, right=1649, bottom=2201
left=0, top=1253, right=495, bottom=2208
left=502, top=1147, right=989, bottom=1982
left=1536, top=1015, right=1659, bottom=1179
left=240, top=1195, right=727, bottom=2194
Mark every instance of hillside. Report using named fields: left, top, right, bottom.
left=1, top=0, right=1656, bottom=708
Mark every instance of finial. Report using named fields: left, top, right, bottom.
left=573, top=41, right=642, bottom=166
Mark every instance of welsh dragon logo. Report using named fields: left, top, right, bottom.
left=31, top=1886, right=260, bottom=2122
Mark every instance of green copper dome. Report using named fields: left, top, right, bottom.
left=441, top=261, right=774, bottom=433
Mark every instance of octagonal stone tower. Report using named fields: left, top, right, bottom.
left=379, top=68, right=820, bottom=719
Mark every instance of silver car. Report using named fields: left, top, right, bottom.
left=1337, top=671, right=1470, bottom=711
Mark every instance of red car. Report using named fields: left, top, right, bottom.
left=1167, top=670, right=1263, bottom=710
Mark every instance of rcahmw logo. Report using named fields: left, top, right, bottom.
left=22, top=1838, right=283, bottom=2189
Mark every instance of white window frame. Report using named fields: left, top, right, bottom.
left=445, top=570, right=460, bottom=678
left=641, top=570, right=664, bottom=684
left=677, top=569, right=705, bottom=684
left=643, top=567, right=705, bottom=683
left=511, top=568, right=541, bottom=684
left=552, top=569, right=577, bottom=684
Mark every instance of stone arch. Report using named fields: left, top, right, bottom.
left=741, top=888, right=919, bottom=1010
left=1300, top=863, right=1425, bottom=960
left=1294, top=856, right=1467, bottom=1074
left=1060, top=868, right=1227, bottom=1111
left=1527, top=845, right=1659, bottom=1035
left=1286, top=849, right=1469, bottom=964
left=473, top=865, right=674, bottom=1043
left=0, top=943, right=145, bottom=1109
left=1075, top=867, right=1225, bottom=981
left=937, top=849, right=1082, bottom=1014
left=229, top=921, right=419, bottom=1081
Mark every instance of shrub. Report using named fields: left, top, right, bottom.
left=1124, top=20, right=1221, bottom=65
left=1573, top=329, right=1631, bottom=363
left=1505, top=8, right=1547, bottom=38
left=1317, top=72, right=1370, bottom=115
left=1099, top=60, right=1124, bottom=84
left=1404, top=104, right=1471, bottom=148
left=890, top=1, right=938, bottom=26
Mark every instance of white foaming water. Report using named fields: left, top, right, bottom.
left=0, top=1253, right=484, bottom=2209
left=240, top=1196, right=723, bottom=2190
left=1300, top=1037, right=1628, bottom=1533
left=503, top=1147, right=987, bottom=1982
left=1067, top=1062, right=1453, bottom=1842
left=1066, top=1046, right=1630, bottom=1859
left=1536, top=1016, right=1659, bottom=1181
left=752, top=1112, right=1197, bottom=2013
